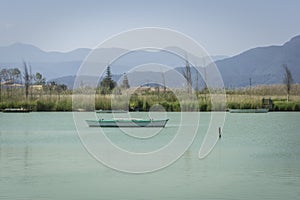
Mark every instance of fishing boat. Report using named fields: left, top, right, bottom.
left=86, top=118, right=169, bottom=127
left=95, top=110, right=128, bottom=113
left=2, top=108, right=31, bottom=113
left=229, top=108, right=269, bottom=113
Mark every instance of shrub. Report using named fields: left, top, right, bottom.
left=227, top=102, right=240, bottom=109
left=273, top=102, right=298, bottom=111
left=56, top=100, right=72, bottom=111
left=199, top=103, right=208, bottom=111
left=293, top=103, right=300, bottom=111
left=36, top=100, right=56, bottom=111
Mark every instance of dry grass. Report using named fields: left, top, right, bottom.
left=1, top=84, right=300, bottom=111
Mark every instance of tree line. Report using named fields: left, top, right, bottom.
left=0, top=62, right=68, bottom=102
left=97, top=65, right=130, bottom=94
left=0, top=61, right=298, bottom=111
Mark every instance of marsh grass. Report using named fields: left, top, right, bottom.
left=0, top=84, right=299, bottom=111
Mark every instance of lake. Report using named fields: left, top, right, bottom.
left=0, top=112, right=299, bottom=200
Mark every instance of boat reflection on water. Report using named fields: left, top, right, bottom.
left=86, top=118, right=169, bottom=127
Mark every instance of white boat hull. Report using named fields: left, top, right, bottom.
left=86, top=119, right=169, bottom=127
left=229, top=108, right=269, bottom=113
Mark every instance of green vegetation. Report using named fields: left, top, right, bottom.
left=0, top=84, right=300, bottom=112
left=98, top=65, right=117, bottom=94
left=0, top=65, right=69, bottom=111
left=1, top=65, right=300, bottom=112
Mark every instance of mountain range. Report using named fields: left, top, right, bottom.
left=216, top=35, right=300, bottom=88
left=0, top=35, right=299, bottom=89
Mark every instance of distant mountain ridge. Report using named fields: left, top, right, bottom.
left=0, top=42, right=226, bottom=80
left=0, top=43, right=91, bottom=62
left=0, top=43, right=90, bottom=79
left=0, top=35, right=300, bottom=88
left=215, top=35, right=300, bottom=87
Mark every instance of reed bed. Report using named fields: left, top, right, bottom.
left=0, top=84, right=299, bottom=111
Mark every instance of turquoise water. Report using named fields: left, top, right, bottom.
left=0, top=112, right=299, bottom=199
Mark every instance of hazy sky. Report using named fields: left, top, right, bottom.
left=1, top=0, right=300, bottom=56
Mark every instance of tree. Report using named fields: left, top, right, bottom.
left=99, top=65, right=116, bottom=94
left=56, top=83, right=68, bottom=101
left=122, top=73, right=130, bottom=89
left=29, top=65, right=33, bottom=99
left=0, top=69, right=8, bottom=99
left=195, top=67, right=199, bottom=95
left=161, top=71, right=166, bottom=93
left=23, top=62, right=31, bottom=100
left=283, top=64, right=293, bottom=102
left=0, top=67, right=22, bottom=99
left=34, top=72, right=46, bottom=85
left=0, top=74, right=2, bottom=102
left=202, top=67, right=208, bottom=102
left=49, top=81, right=57, bottom=97
left=0, top=69, right=9, bottom=83
left=182, top=59, right=192, bottom=94
left=11, top=68, right=21, bottom=84
left=10, top=68, right=21, bottom=98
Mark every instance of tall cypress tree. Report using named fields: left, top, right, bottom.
left=23, top=62, right=30, bottom=100
left=100, top=65, right=116, bottom=94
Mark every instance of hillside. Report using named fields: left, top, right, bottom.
left=215, top=35, right=300, bottom=87
left=1, top=35, right=300, bottom=88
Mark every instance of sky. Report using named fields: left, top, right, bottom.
left=0, top=0, right=300, bottom=56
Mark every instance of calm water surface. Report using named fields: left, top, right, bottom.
left=0, top=112, right=299, bottom=200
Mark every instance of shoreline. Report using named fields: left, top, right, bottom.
left=1, top=109, right=300, bottom=113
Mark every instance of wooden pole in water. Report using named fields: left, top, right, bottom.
left=219, top=127, right=222, bottom=138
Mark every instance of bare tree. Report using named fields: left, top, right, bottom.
left=283, top=64, right=293, bottom=102
left=0, top=75, right=2, bottom=102
left=23, top=62, right=30, bottom=100
left=202, top=67, right=208, bottom=102
left=0, top=69, right=8, bottom=99
left=29, top=65, right=33, bottom=99
left=11, top=68, right=21, bottom=98
left=182, top=59, right=192, bottom=94
left=122, top=73, right=130, bottom=89
left=161, top=71, right=166, bottom=93
left=194, top=65, right=200, bottom=95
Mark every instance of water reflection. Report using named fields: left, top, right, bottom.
left=23, top=132, right=30, bottom=170
left=0, top=112, right=300, bottom=200
left=0, top=131, right=2, bottom=161
left=183, top=149, right=192, bottom=177
left=22, top=131, right=33, bottom=183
